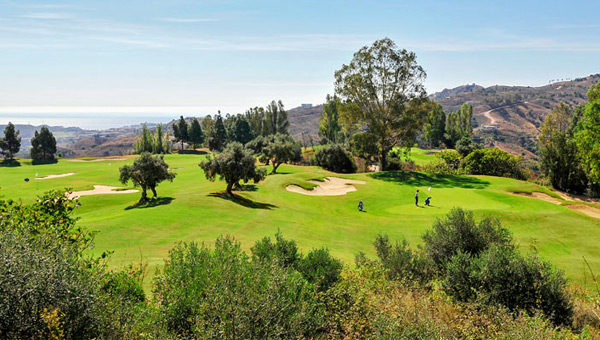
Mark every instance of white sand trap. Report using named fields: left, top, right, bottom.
left=35, top=172, right=76, bottom=180
left=512, top=191, right=600, bottom=219
left=286, top=177, right=366, bottom=196
left=566, top=205, right=600, bottom=219
left=512, top=192, right=563, bottom=205
left=68, top=157, right=128, bottom=162
left=67, top=185, right=138, bottom=199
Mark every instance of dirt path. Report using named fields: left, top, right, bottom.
left=35, top=172, right=76, bottom=180
left=482, top=109, right=497, bottom=125
left=67, top=185, right=139, bottom=199
left=286, top=177, right=366, bottom=196
left=480, top=102, right=529, bottom=127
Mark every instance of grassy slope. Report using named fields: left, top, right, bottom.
left=1, top=155, right=599, bottom=292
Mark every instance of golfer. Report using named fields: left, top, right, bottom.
left=415, top=189, right=419, bottom=206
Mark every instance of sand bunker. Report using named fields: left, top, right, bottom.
left=565, top=205, right=600, bottom=219
left=286, top=177, right=366, bottom=196
left=512, top=192, right=563, bottom=205
left=68, top=157, right=128, bottom=162
left=67, top=185, right=138, bottom=199
left=512, top=191, right=600, bottom=219
left=35, top=172, right=76, bottom=180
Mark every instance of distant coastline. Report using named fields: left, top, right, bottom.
left=0, top=114, right=177, bottom=130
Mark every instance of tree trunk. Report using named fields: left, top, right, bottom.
left=271, top=162, right=281, bottom=174
left=139, top=186, right=148, bottom=203
left=181, top=141, right=184, bottom=151
left=380, top=148, right=388, bottom=171
left=226, top=182, right=234, bottom=197
left=150, top=186, right=157, bottom=198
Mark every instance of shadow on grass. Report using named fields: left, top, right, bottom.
left=125, top=197, right=175, bottom=210
left=177, top=150, right=208, bottom=155
left=208, top=192, right=277, bottom=210
left=234, top=184, right=258, bottom=192
left=32, top=159, right=58, bottom=165
left=370, top=170, right=490, bottom=189
left=0, top=160, right=21, bottom=167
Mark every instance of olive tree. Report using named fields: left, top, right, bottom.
left=119, top=152, right=176, bottom=203
left=199, top=142, right=266, bottom=196
left=261, top=134, right=301, bottom=174
left=335, top=38, right=428, bottom=170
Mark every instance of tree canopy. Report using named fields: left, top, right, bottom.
left=334, top=38, right=428, bottom=170
left=173, top=116, right=189, bottom=150
left=199, top=142, right=266, bottom=196
left=576, top=82, right=600, bottom=183
left=0, top=122, right=21, bottom=161
left=119, top=152, right=176, bottom=203
left=30, top=126, right=57, bottom=162
left=208, top=114, right=227, bottom=152
left=318, top=95, right=341, bottom=143
left=264, top=100, right=290, bottom=135
left=188, top=118, right=204, bottom=149
left=261, top=134, right=302, bottom=174
left=539, top=103, right=589, bottom=194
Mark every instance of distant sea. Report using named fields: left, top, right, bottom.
left=0, top=113, right=177, bottom=130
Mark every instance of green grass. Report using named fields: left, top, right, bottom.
left=2, top=154, right=600, bottom=292
left=401, top=147, right=440, bottom=166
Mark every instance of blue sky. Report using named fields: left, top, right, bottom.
left=1, top=0, right=599, bottom=116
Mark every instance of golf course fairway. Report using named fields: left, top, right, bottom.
left=1, top=153, right=599, bottom=291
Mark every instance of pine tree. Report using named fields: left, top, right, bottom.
left=30, top=127, right=57, bottom=162
left=173, top=116, right=189, bottom=150
left=188, top=118, right=204, bottom=149
left=0, top=122, right=21, bottom=161
left=208, top=114, right=227, bottom=152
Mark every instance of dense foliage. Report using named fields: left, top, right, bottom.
left=0, top=191, right=149, bottom=339
left=461, top=147, right=527, bottom=180
left=133, top=123, right=170, bottom=154
left=318, top=95, right=342, bottom=144
left=575, top=82, right=600, bottom=184
left=314, top=144, right=357, bottom=173
left=538, top=103, right=590, bottom=194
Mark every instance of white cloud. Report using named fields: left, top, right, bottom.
left=19, top=12, right=69, bottom=20
left=158, top=17, right=219, bottom=23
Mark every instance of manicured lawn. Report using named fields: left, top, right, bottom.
left=2, top=154, right=599, bottom=292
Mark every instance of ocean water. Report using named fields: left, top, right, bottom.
left=0, top=113, right=177, bottom=130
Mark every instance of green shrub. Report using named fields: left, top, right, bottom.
left=373, top=234, right=431, bottom=283
left=298, top=248, right=343, bottom=292
left=477, top=246, right=573, bottom=326
left=455, top=136, right=481, bottom=157
left=251, top=231, right=301, bottom=268
left=153, top=236, right=324, bottom=338
left=252, top=232, right=343, bottom=292
left=422, top=207, right=512, bottom=271
left=461, top=147, right=527, bottom=180
left=425, top=149, right=463, bottom=175
left=314, top=144, right=357, bottom=173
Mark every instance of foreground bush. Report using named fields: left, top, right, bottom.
left=314, top=144, right=357, bottom=173
left=153, top=236, right=324, bottom=338
left=375, top=207, right=573, bottom=327
left=0, top=191, right=150, bottom=339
